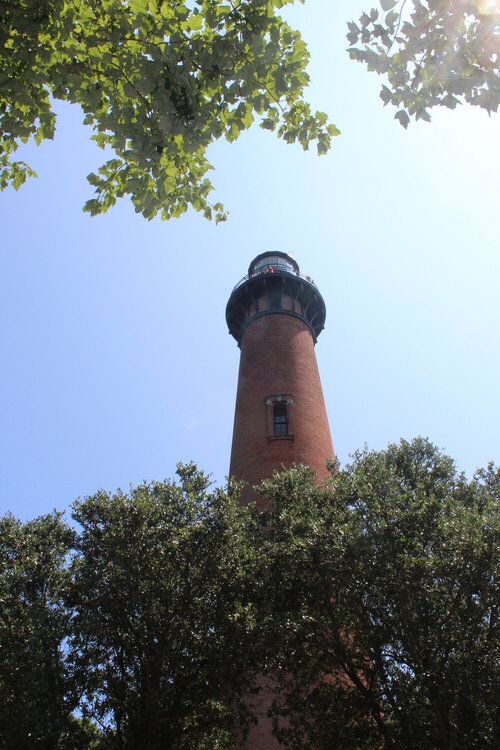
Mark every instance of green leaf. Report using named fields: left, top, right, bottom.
left=188, top=14, right=203, bottom=31
left=386, top=10, right=399, bottom=26
left=380, top=85, right=393, bottom=105
left=327, top=123, right=341, bottom=137
left=395, top=109, right=410, bottom=128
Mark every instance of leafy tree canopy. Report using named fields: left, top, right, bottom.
left=0, top=512, right=76, bottom=749
left=68, top=463, right=260, bottom=749
left=348, top=0, right=500, bottom=127
left=257, top=438, right=500, bottom=749
left=1, top=442, right=498, bottom=749
left=0, top=0, right=339, bottom=221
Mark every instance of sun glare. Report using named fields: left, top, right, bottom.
left=477, top=0, right=500, bottom=14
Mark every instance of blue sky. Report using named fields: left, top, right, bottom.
left=1, top=0, right=499, bottom=520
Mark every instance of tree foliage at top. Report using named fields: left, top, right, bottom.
left=0, top=0, right=339, bottom=221
left=348, top=0, right=500, bottom=127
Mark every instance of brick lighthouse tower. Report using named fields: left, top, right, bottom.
left=227, top=252, right=334, bottom=748
left=226, top=250, right=333, bottom=503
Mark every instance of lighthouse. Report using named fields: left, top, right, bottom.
left=226, top=251, right=333, bottom=505
left=226, top=252, right=334, bottom=748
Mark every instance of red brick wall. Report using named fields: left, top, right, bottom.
left=230, top=312, right=334, bottom=748
left=239, top=674, right=287, bottom=750
left=229, top=313, right=334, bottom=507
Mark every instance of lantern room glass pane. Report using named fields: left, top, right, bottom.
left=253, top=255, right=296, bottom=274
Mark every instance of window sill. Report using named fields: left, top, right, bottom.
left=267, top=434, right=295, bottom=441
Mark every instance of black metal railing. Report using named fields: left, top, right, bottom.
left=230, top=262, right=318, bottom=295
